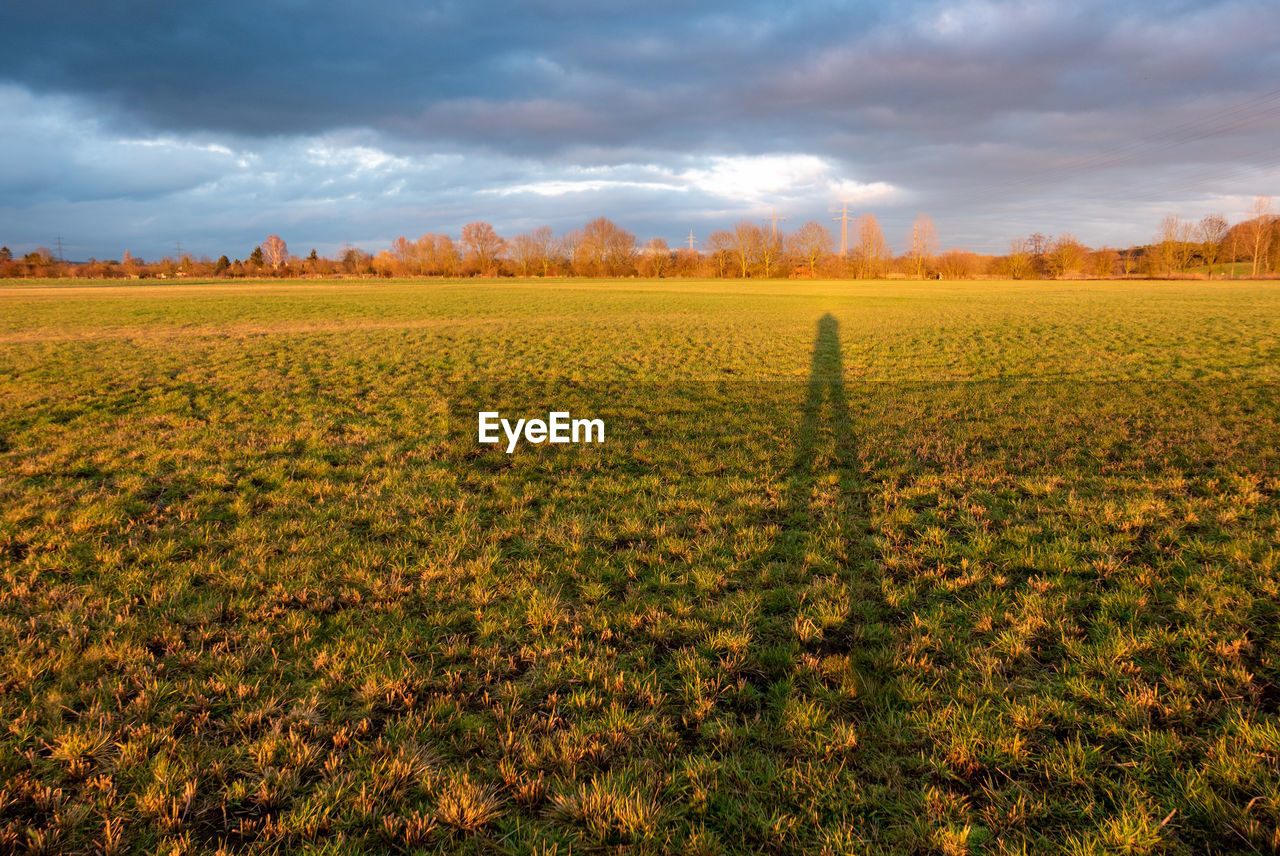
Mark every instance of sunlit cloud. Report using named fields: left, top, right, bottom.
left=480, top=154, right=898, bottom=208
left=680, top=155, right=839, bottom=200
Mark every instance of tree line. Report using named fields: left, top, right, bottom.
left=3, top=197, right=1276, bottom=280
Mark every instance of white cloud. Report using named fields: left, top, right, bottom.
left=479, top=153, right=899, bottom=206
left=678, top=154, right=899, bottom=205
left=681, top=154, right=829, bottom=199
left=830, top=179, right=898, bottom=203
left=304, top=143, right=414, bottom=173
left=480, top=178, right=684, bottom=197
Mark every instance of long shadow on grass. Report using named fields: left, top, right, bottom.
left=741, top=313, right=912, bottom=826
left=755, top=314, right=893, bottom=675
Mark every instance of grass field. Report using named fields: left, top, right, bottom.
left=1, top=278, right=1278, bottom=855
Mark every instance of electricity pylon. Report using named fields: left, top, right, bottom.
left=769, top=210, right=787, bottom=239
left=831, top=202, right=854, bottom=256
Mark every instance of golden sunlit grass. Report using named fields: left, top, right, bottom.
left=0, top=277, right=1277, bottom=854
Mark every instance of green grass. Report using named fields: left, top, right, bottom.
left=1, top=278, right=1278, bottom=854
left=1186, top=262, right=1262, bottom=279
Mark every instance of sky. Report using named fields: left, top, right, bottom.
left=1, top=0, right=1278, bottom=261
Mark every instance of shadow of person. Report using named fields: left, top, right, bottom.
left=750, top=312, right=904, bottom=739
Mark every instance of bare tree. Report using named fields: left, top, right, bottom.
left=509, top=230, right=540, bottom=277
left=1156, top=215, right=1196, bottom=275
left=1197, top=213, right=1229, bottom=279
left=907, top=214, right=938, bottom=278
left=705, top=230, right=734, bottom=278
left=1047, top=233, right=1087, bottom=278
left=413, top=234, right=458, bottom=276
left=341, top=247, right=372, bottom=276
left=638, top=237, right=673, bottom=278
left=851, top=214, right=889, bottom=278
left=461, top=222, right=505, bottom=275
left=389, top=236, right=414, bottom=275
left=1152, top=217, right=1176, bottom=275
left=262, top=234, right=288, bottom=270
left=1119, top=248, right=1138, bottom=277
left=1006, top=238, right=1035, bottom=279
left=372, top=249, right=397, bottom=278
left=1090, top=247, right=1118, bottom=278
left=411, top=234, right=432, bottom=275
left=758, top=227, right=784, bottom=278
left=507, top=226, right=560, bottom=277
left=730, top=221, right=764, bottom=278
left=530, top=225, right=558, bottom=277
left=937, top=250, right=979, bottom=279
left=559, top=228, right=582, bottom=276
left=601, top=221, right=638, bottom=277
left=787, top=221, right=833, bottom=277
left=575, top=217, right=636, bottom=277
left=1244, top=196, right=1274, bottom=276
left=1028, top=232, right=1050, bottom=277
left=673, top=247, right=703, bottom=277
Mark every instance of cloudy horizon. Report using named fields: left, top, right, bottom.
left=2, top=0, right=1278, bottom=261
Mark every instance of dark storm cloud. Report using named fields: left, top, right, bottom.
left=0, top=0, right=886, bottom=144
left=4, top=0, right=1267, bottom=150
left=1, top=0, right=1278, bottom=257
left=0, top=0, right=911, bottom=150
